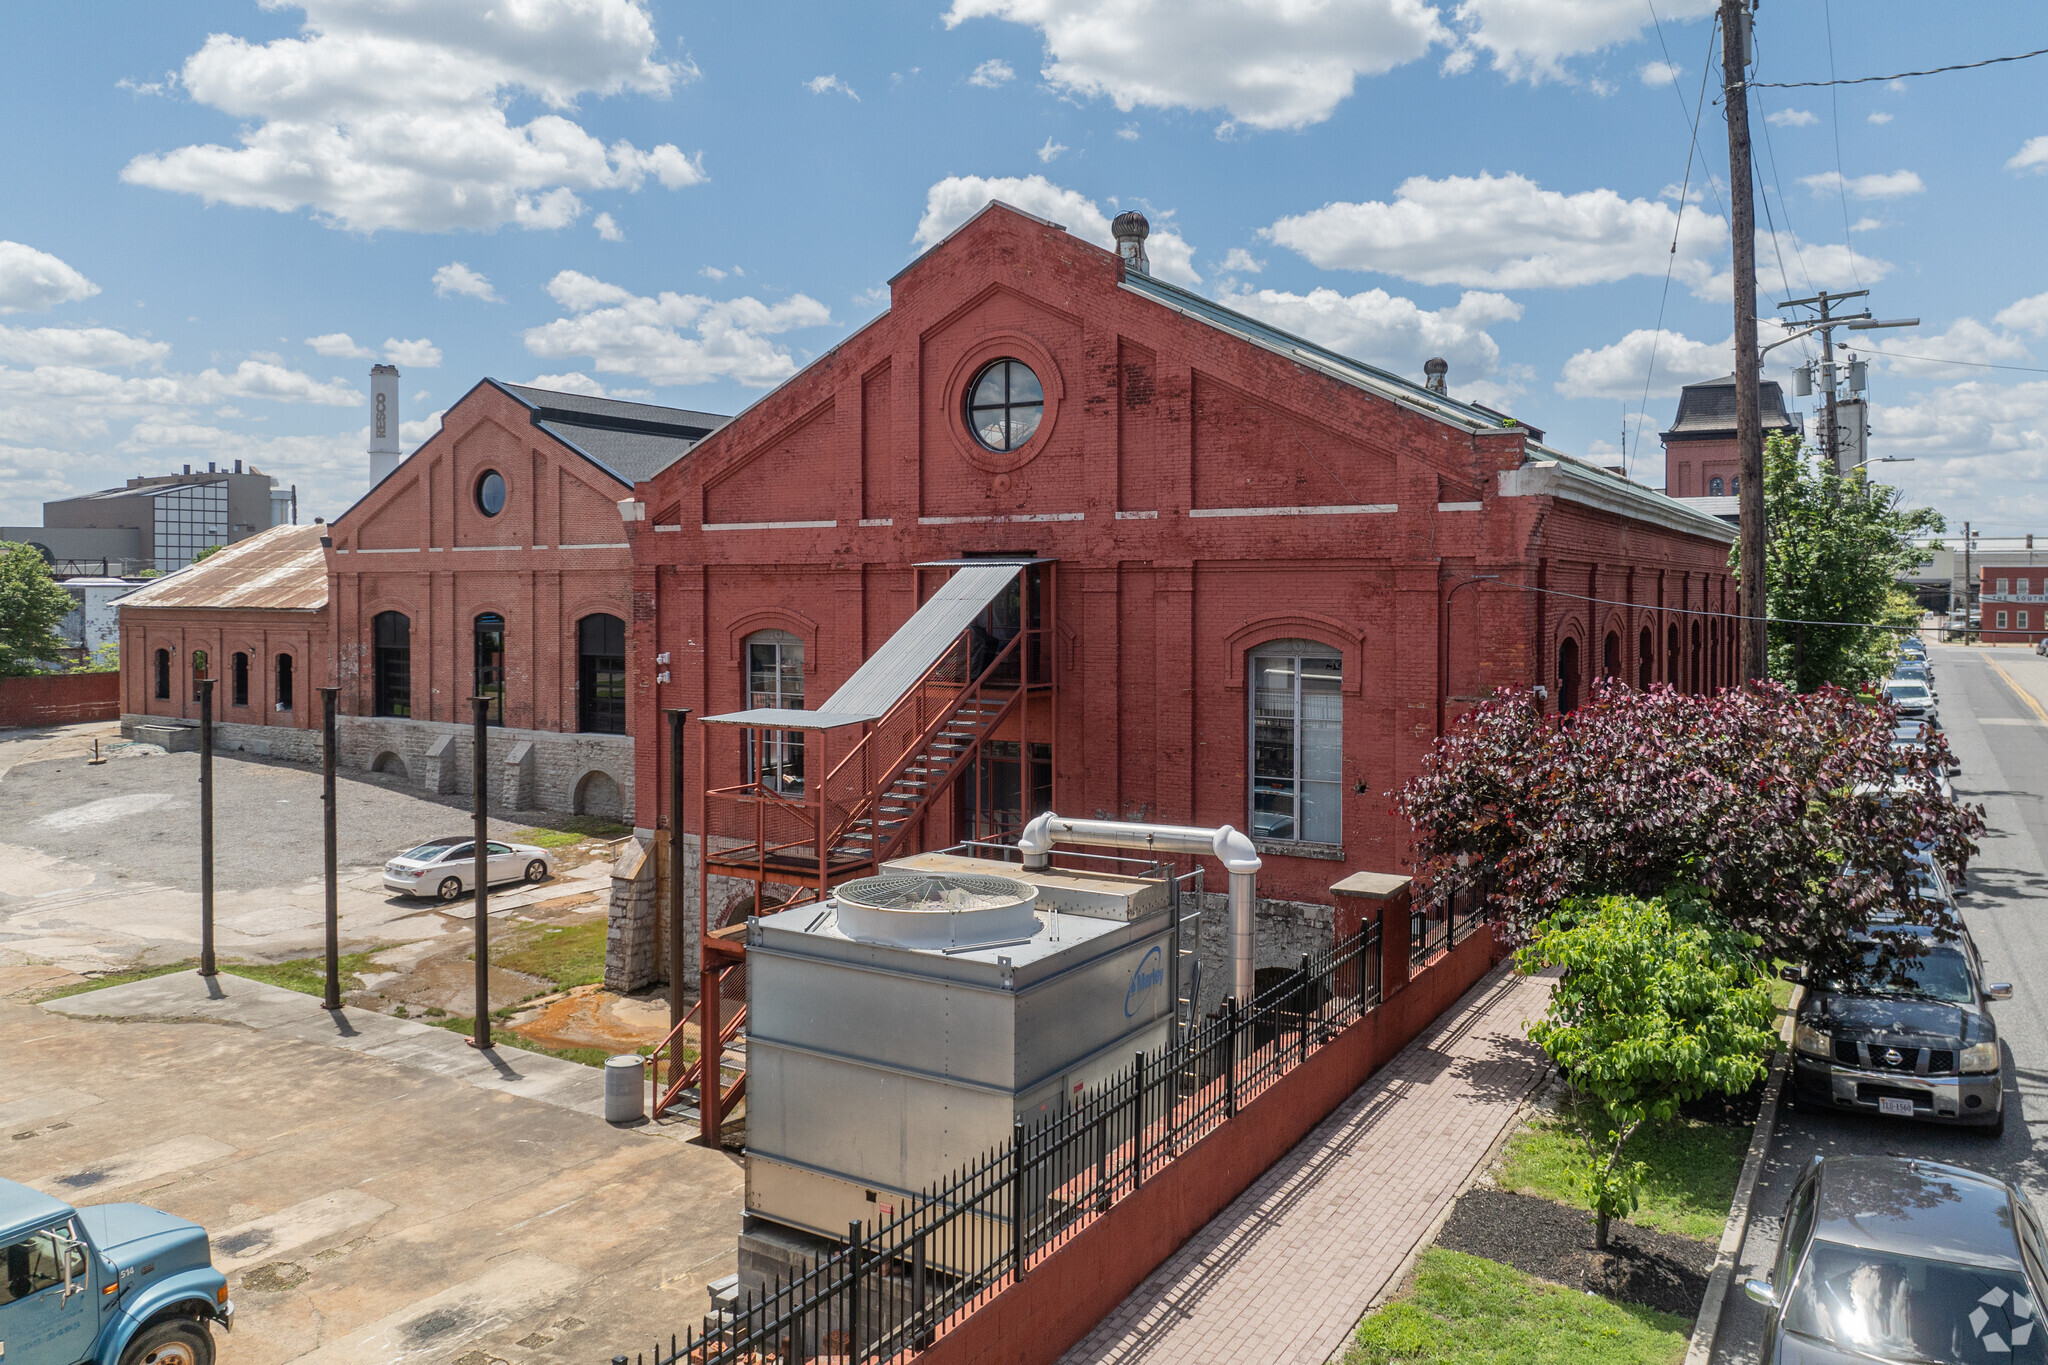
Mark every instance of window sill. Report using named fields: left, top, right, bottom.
left=1252, top=838, right=1346, bottom=861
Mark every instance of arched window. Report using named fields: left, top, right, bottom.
left=1709, top=476, right=1725, bottom=496
left=474, top=613, right=506, bottom=726
left=577, top=613, right=627, bottom=735
left=154, top=648, right=170, bottom=700
left=1639, top=626, right=1654, bottom=690
left=1667, top=623, right=1680, bottom=684
left=275, top=654, right=294, bottom=712
left=231, top=651, right=250, bottom=707
left=1730, top=475, right=1741, bottom=496
left=1250, top=639, right=1343, bottom=845
left=746, top=629, right=805, bottom=794
left=191, top=649, right=209, bottom=703
left=1690, top=621, right=1704, bottom=693
left=373, top=612, right=411, bottom=718
left=1557, top=637, right=1581, bottom=714
left=1603, top=631, right=1620, bottom=680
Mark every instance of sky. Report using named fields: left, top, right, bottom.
left=2, top=0, right=2045, bottom=533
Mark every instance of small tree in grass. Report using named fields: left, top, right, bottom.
left=1519, top=892, right=1777, bottom=1248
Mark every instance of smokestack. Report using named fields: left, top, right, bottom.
left=1424, top=358, right=1449, bottom=396
left=369, top=364, right=401, bottom=486
left=1111, top=211, right=1150, bottom=276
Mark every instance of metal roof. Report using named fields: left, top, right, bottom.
left=1662, top=374, right=1800, bottom=439
left=116, top=523, right=328, bottom=612
left=697, top=708, right=881, bottom=732
left=492, top=382, right=732, bottom=487
left=535, top=420, right=707, bottom=486
left=499, top=383, right=730, bottom=434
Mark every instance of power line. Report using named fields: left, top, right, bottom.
left=1856, top=347, right=2048, bottom=375
left=1484, top=578, right=1925, bottom=634
left=1751, top=45, right=2048, bottom=89
left=1821, top=0, right=1861, bottom=288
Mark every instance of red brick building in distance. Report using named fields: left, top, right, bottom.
left=606, top=203, right=1743, bottom=1000
left=1980, top=566, right=2048, bottom=643
left=1660, top=373, right=1801, bottom=500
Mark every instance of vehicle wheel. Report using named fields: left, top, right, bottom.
left=1985, top=1107, right=2007, bottom=1140
left=120, top=1317, right=214, bottom=1365
left=437, top=876, right=464, bottom=902
left=524, top=859, right=548, bottom=883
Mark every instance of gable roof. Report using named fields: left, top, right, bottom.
left=495, top=382, right=731, bottom=485
left=116, top=522, right=327, bottom=612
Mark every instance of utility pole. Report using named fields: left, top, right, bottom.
left=1962, top=522, right=1973, bottom=643
left=1720, top=0, right=1767, bottom=683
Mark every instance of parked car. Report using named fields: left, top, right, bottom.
left=1892, top=718, right=1959, bottom=773
left=0, top=1176, right=232, bottom=1365
left=1745, top=1155, right=2048, bottom=1363
left=1891, top=660, right=1934, bottom=692
left=382, top=836, right=555, bottom=901
left=1883, top=680, right=1939, bottom=725
left=2036, top=636, right=2047, bottom=656
left=1789, top=920, right=2009, bottom=1135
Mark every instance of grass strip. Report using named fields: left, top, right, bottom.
left=35, top=960, right=197, bottom=1001
left=489, top=921, right=608, bottom=991
left=1496, top=1109, right=1748, bottom=1242
left=1347, top=1248, right=1690, bottom=1365
left=510, top=817, right=632, bottom=848
left=222, top=949, right=389, bottom=997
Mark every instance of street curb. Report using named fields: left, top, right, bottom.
left=1685, top=988, right=1800, bottom=1365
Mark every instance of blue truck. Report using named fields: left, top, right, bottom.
left=1, top=1177, right=231, bottom=1365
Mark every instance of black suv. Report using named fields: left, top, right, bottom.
left=1789, top=922, right=2011, bottom=1136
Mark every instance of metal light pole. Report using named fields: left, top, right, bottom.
left=665, top=708, right=690, bottom=1095
left=470, top=695, right=492, bottom=1050
left=198, top=676, right=217, bottom=976
left=320, top=685, right=341, bottom=1011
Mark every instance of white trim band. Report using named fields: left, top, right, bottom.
left=701, top=520, right=839, bottom=532
left=1189, top=504, right=1396, bottom=519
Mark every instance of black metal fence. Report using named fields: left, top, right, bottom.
left=617, top=914, right=1388, bottom=1365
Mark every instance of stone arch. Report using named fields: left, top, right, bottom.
left=574, top=768, right=624, bottom=820
left=371, top=750, right=409, bottom=780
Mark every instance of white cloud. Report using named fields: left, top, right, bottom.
left=210, top=360, right=361, bottom=406
left=1265, top=172, right=1726, bottom=291
left=968, top=58, right=1016, bottom=88
left=943, top=0, right=1447, bottom=131
left=1694, top=229, right=1891, bottom=302
left=382, top=337, right=442, bottom=369
left=807, top=74, right=860, bottom=100
left=1556, top=328, right=1729, bottom=400
left=0, top=326, right=170, bottom=369
left=1849, top=217, right=1883, bottom=233
left=1218, top=284, right=1521, bottom=392
left=433, top=261, right=500, bottom=302
left=1868, top=380, right=2048, bottom=523
left=1037, top=137, right=1068, bottom=163
left=912, top=174, right=1202, bottom=286
left=1766, top=108, right=1818, bottom=128
left=1995, top=291, right=2048, bottom=338
left=1867, top=111, right=1893, bottom=125
left=522, top=270, right=833, bottom=387
left=700, top=266, right=728, bottom=281
left=2008, top=137, right=2048, bottom=175
left=1220, top=247, right=1264, bottom=274
left=1447, top=0, right=1717, bottom=84
left=594, top=212, right=624, bottom=242
left=1798, top=169, right=1925, bottom=200
left=1116, top=123, right=1138, bottom=140
left=0, top=242, right=100, bottom=315
left=306, top=332, right=376, bottom=359
left=1639, top=60, right=1680, bottom=86
left=119, top=0, right=706, bottom=233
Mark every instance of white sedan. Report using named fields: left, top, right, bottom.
left=383, top=836, right=555, bottom=901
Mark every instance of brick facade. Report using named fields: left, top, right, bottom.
left=624, top=204, right=1742, bottom=911
left=1980, top=566, right=2048, bottom=643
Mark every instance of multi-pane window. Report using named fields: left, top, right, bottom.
left=475, top=613, right=506, bottom=726
left=965, top=359, right=1044, bottom=453
left=1997, top=611, right=2009, bottom=630
left=2020, top=611, right=2031, bottom=631
left=1708, top=477, right=1725, bottom=496
left=1250, top=640, right=1342, bottom=845
left=959, top=741, right=1052, bottom=842
left=231, top=652, right=249, bottom=707
left=746, top=631, right=804, bottom=795
left=577, top=614, right=626, bottom=735
left=373, top=612, right=411, bottom=717
left=1998, top=578, right=2010, bottom=595
left=275, top=654, right=294, bottom=711
left=152, top=480, right=230, bottom=570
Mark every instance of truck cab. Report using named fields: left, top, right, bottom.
left=1, top=1178, right=231, bottom=1365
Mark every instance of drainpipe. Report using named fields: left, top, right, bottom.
left=1019, top=813, right=1262, bottom=1005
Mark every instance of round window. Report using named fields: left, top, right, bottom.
left=965, top=359, right=1044, bottom=453
left=475, top=470, right=507, bottom=517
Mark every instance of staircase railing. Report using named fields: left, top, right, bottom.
left=648, top=996, right=749, bottom=1119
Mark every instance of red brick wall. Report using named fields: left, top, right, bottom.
left=1980, top=567, right=2047, bottom=643
left=0, top=673, right=120, bottom=729
left=119, top=607, right=329, bottom=728
left=1663, top=436, right=1743, bottom=498
left=627, top=206, right=1737, bottom=901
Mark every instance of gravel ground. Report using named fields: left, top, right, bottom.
left=0, top=745, right=549, bottom=894
left=1435, top=1186, right=1715, bottom=1318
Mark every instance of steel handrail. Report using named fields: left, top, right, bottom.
left=652, top=1000, right=750, bottom=1117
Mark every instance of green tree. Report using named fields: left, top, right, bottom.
left=1745, top=431, right=1942, bottom=692
left=1518, top=893, right=1777, bottom=1247
left=190, top=543, right=224, bottom=563
left=72, top=641, right=120, bottom=673
left=0, top=541, right=76, bottom=675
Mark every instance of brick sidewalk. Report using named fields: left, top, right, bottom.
left=1059, top=963, right=1554, bottom=1365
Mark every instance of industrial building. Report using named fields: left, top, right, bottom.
left=1658, top=373, right=1802, bottom=514
left=12, top=463, right=296, bottom=574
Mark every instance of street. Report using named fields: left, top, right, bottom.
left=1719, top=643, right=2048, bottom=1361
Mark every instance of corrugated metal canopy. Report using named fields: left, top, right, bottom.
left=697, top=708, right=879, bottom=731
left=116, top=523, right=328, bottom=612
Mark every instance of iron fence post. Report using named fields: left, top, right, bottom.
left=198, top=678, right=216, bottom=976
left=1297, top=952, right=1311, bottom=1065
left=470, top=695, right=491, bottom=1050
left=1011, top=1115, right=1027, bottom=1280
left=912, top=1233, right=930, bottom=1349
left=1130, top=1051, right=1146, bottom=1192
left=1093, top=1112, right=1108, bottom=1211
left=847, top=1220, right=863, bottom=1361
left=1224, top=997, right=1239, bottom=1119
left=320, top=685, right=340, bottom=1010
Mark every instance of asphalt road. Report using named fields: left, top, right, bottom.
left=1717, top=643, right=2048, bottom=1362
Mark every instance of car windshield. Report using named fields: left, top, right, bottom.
left=1889, top=684, right=1931, bottom=701
left=1786, top=1240, right=2042, bottom=1361
left=1827, top=941, right=1975, bottom=1004
left=401, top=841, right=462, bottom=861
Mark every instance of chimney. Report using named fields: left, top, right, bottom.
left=1424, top=358, right=1449, bottom=395
left=233, top=459, right=243, bottom=474
left=369, top=364, right=402, bottom=486
left=183, top=463, right=192, bottom=475
left=1111, top=211, right=1150, bottom=276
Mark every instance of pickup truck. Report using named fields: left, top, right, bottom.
left=1, top=1177, right=231, bottom=1365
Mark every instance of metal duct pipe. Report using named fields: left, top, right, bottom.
left=1018, top=813, right=1263, bottom=1005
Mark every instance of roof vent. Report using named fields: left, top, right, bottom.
left=1424, top=358, right=1449, bottom=395
left=831, top=871, right=1039, bottom=950
left=1111, top=211, right=1150, bottom=276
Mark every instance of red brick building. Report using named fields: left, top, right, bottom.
left=1980, top=566, right=2048, bottom=643
left=1660, top=373, right=1801, bottom=499
left=612, top=204, right=1741, bottom=993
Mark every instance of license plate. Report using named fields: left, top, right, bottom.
left=1879, top=1097, right=1916, bottom=1117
